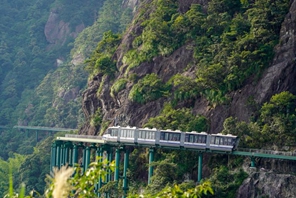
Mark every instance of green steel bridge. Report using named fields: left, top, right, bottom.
left=13, top=125, right=77, bottom=142
left=52, top=134, right=296, bottom=198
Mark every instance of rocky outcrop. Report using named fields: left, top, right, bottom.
left=81, top=0, right=296, bottom=134
left=237, top=171, right=296, bottom=198
left=206, top=0, right=296, bottom=132
left=44, top=8, right=85, bottom=47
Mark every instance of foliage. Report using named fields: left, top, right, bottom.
left=110, top=78, right=128, bottom=98
left=167, top=74, right=201, bottom=103
left=0, top=154, right=26, bottom=197
left=123, top=0, right=180, bottom=70
left=128, top=73, right=170, bottom=104
left=205, top=166, right=247, bottom=198
left=222, top=91, right=296, bottom=148
left=90, top=108, right=103, bottom=127
left=145, top=103, right=208, bottom=132
left=122, top=0, right=289, bottom=106
left=85, top=31, right=121, bottom=76
left=153, top=180, right=213, bottom=198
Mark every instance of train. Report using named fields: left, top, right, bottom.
left=102, top=126, right=239, bottom=152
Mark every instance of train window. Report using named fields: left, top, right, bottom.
left=127, top=129, right=133, bottom=138
left=211, top=137, right=215, bottom=144
left=199, top=136, right=206, bottom=143
left=226, top=138, right=232, bottom=145
left=110, top=129, right=118, bottom=136
left=151, top=132, right=155, bottom=139
left=190, top=135, right=194, bottom=143
left=193, top=135, right=197, bottom=143
left=165, top=133, right=169, bottom=140
left=168, top=133, right=173, bottom=141
left=160, top=132, right=165, bottom=140
left=172, top=133, right=180, bottom=141
left=122, top=130, right=126, bottom=137
left=185, top=134, right=189, bottom=142
left=146, top=131, right=150, bottom=139
left=141, top=131, right=146, bottom=139
left=220, top=137, right=225, bottom=145
left=215, top=137, right=220, bottom=144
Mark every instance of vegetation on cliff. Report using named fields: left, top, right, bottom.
left=0, top=0, right=295, bottom=197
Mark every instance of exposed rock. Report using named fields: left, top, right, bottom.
left=237, top=171, right=296, bottom=198
left=206, top=0, right=296, bottom=132
left=81, top=0, right=296, bottom=134
left=44, top=8, right=85, bottom=47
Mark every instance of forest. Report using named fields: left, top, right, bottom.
left=1, top=0, right=296, bottom=197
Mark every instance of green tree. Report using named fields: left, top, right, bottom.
left=128, top=73, right=169, bottom=104
left=145, top=103, right=208, bottom=132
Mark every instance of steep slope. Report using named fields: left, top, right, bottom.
left=79, top=0, right=296, bottom=196
left=80, top=0, right=293, bottom=135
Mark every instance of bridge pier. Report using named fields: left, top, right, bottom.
left=114, top=148, right=120, bottom=181
left=122, top=148, right=129, bottom=198
left=56, top=140, right=63, bottom=168
left=198, top=152, right=203, bottom=182
left=148, top=148, right=155, bottom=184
left=72, top=144, right=78, bottom=165
left=35, top=130, right=38, bottom=142
left=250, top=156, right=256, bottom=168
left=50, top=142, right=56, bottom=172
left=96, top=146, right=103, bottom=197
left=84, top=146, right=91, bottom=172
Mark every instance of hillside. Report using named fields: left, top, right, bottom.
left=79, top=0, right=296, bottom=197
left=1, top=0, right=296, bottom=197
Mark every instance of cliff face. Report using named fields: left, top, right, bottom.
left=80, top=0, right=208, bottom=135
left=79, top=0, right=296, bottom=196
left=80, top=0, right=296, bottom=134
left=237, top=170, right=296, bottom=198
left=44, top=8, right=85, bottom=48
left=210, top=0, right=296, bottom=132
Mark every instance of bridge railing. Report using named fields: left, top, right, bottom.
left=237, top=148, right=296, bottom=156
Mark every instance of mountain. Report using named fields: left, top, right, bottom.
left=2, top=0, right=296, bottom=197
left=79, top=0, right=296, bottom=197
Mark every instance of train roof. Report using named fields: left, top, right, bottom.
left=211, top=133, right=237, bottom=138
left=139, top=127, right=157, bottom=131
left=160, top=129, right=182, bottom=133
left=186, top=131, right=208, bottom=135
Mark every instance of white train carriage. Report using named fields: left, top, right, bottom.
left=137, top=127, right=157, bottom=145
left=103, top=126, right=137, bottom=144
left=119, top=126, right=137, bottom=143
left=159, top=129, right=185, bottom=147
left=102, top=126, right=120, bottom=142
left=183, top=131, right=208, bottom=149
left=209, top=133, right=239, bottom=151
left=103, top=126, right=239, bottom=152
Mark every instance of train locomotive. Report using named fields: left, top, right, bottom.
left=102, top=126, right=239, bottom=152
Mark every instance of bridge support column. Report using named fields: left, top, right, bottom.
left=250, top=157, right=256, bottom=168
left=50, top=142, right=56, bottom=172
left=148, top=148, right=155, bottom=184
left=61, top=143, right=65, bottom=166
left=114, top=148, right=120, bottom=182
left=72, top=144, right=78, bottom=166
left=64, top=142, right=70, bottom=165
left=122, top=149, right=129, bottom=198
left=198, top=153, right=203, bottom=182
left=84, top=146, right=91, bottom=172
left=55, top=140, right=63, bottom=169
left=108, top=149, right=113, bottom=181
left=35, top=130, right=38, bottom=142
left=96, top=146, right=103, bottom=197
